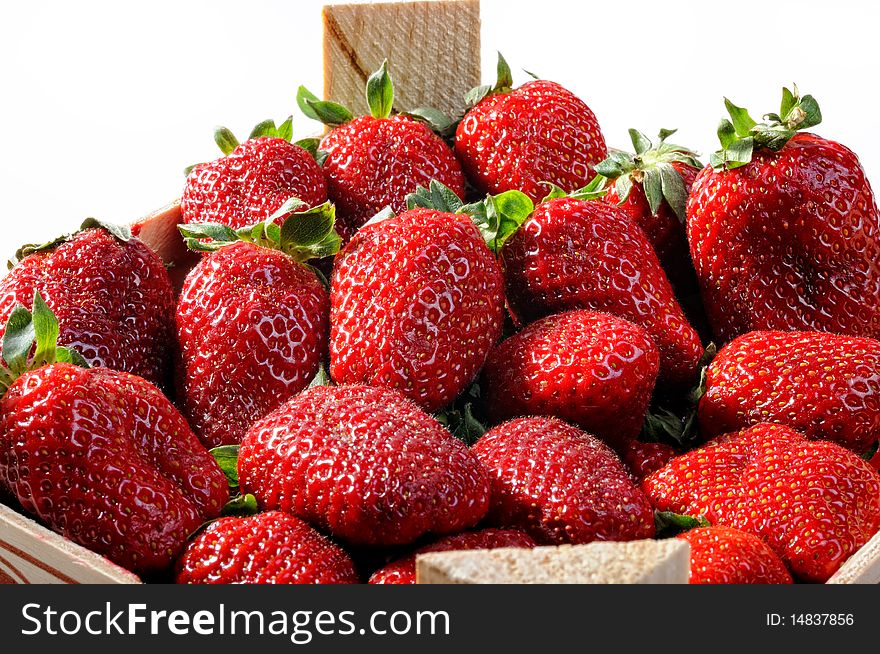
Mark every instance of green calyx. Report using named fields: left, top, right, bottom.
left=465, top=51, right=514, bottom=107
left=710, top=84, right=822, bottom=170
left=641, top=343, right=717, bottom=448
left=0, top=292, right=89, bottom=395
left=405, top=180, right=534, bottom=254
left=212, top=115, right=296, bottom=156
left=178, top=198, right=342, bottom=264
left=208, top=444, right=258, bottom=518
left=10, top=218, right=132, bottom=270
left=540, top=175, right=608, bottom=203
left=297, top=58, right=397, bottom=126
left=594, top=129, right=702, bottom=222
left=654, top=511, right=711, bottom=538
left=435, top=381, right=486, bottom=446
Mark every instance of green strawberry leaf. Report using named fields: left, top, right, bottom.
left=178, top=223, right=239, bottom=252
left=365, top=59, right=394, bottom=119
left=249, top=118, right=278, bottom=140
left=629, top=129, right=652, bottom=155
left=220, top=493, right=259, bottom=517
left=724, top=98, right=758, bottom=137
left=297, top=86, right=353, bottom=126
left=657, top=163, right=689, bottom=222
left=460, top=190, right=533, bottom=254
left=464, top=84, right=493, bottom=107
left=214, top=126, right=240, bottom=156
left=210, top=445, right=240, bottom=488
left=79, top=218, right=132, bottom=243
left=276, top=115, right=294, bottom=142
left=308, top=363, right=333, bottom=389
left=406, top=180, right=464, bottom=213
left=1, top=304, right=34, bottom=376
left=614, top=175, right=634, bottom=204
left=435, top=381, right=486, bottom=446
left=862, top=440, right=879, bottom=461
left=403, top=107, right=456, bottom=137
left=654, top=511, right=711, bottom=538
left=495, top=51, right=513, bottom=92
left=30, top=293, right=58, bottom=367
left=55, top=346, right=89, bottom=368
left=279, top=201, right=342, bottom=261
left=293, top=137, right=329, bottom=166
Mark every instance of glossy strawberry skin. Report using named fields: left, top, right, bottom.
left=238, top=385, right=490, bottom=547
left=320, top=115, right=465, bottom=243
left=644, top=423, right=880, bottom=582
left=175, top=511, right=359, bottom=584
left=483, top=310, right=659, bottom=452
left=369, top=528, right=535, bottom=585
left=176, top=241, right=329, bottom=448
left=472, top=416, right=655, bottom=545
left=678, top=526, right=793, bottom=585
left=623, top=440, right=679, bottom=481
left=502, top=197, right=703, bottom=388
left=605, top=162, right=699, bottom=291
left=0, top=229, right=175, bottom=388
left=182, top=138, right=327, bottom=230
left=699, top=331, right=880, bottom=453
left=687, top=133, right=880, bottom=343
left=455, top=80, right=607, bottom=202
left=330, top=209, right=504, bottom=412
left=0, top=363, right=229, bottom=575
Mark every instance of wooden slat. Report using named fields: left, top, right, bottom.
left=416, top=540, right=691, bottom=584
left=323, top=0, right=480, bottom=118
left=827, top=530, right=880, bottom=584
left=0, top=503, right=139, bottom=584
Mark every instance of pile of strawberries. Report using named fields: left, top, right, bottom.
left=1, top=55, right=879, bottom=585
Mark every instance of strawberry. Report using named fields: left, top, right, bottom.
left=182, top=118, right=327, bottom=231
left=330, top=185, right=524, bottom=411
left=175, top=511, right=359, bottom=584
left=175, top=202, right=340, bottom=447
left=623, top=439, right=679, bottom=481
left=455, top=54, right=607, bottom=202
left=678, top=526, right=793, bottom=584
left=472, top=416, right=655, bottom=545
left=0, top=296, right=228, bottom=575
left=698, top=330, right=880, bottom=454
left=482, top=310, right=659, bottom=452
left=0, top=221, right=174, bottom=388
left=501, top=193, right=703, bottom=388
left=298, top=61, right=464, bottom=243
left=688, top=86, right=880, bottom=343
left=644, top=423, right=880, bottom=582
left=597, top=128, right=701, bottom=294
left=368, top=528, right=535, bottom=585
left=238, top=384, right=490, bottom=547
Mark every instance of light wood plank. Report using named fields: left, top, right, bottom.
left=323, top=0, right=480, bottom=118
left=416, top=540, right=691, bottom=584
left=0, top=503, right=140, bottom=584
left=827, top=530, right=880, bottom=584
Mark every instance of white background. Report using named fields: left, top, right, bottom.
left=1, top=0, right=878, bottom=260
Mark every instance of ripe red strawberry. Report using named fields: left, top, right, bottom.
left=598, top=129, right=701, bottom=293
left=175, top=203, right=339, bottom=447
left=455, top=54, right=606, bottom=202
left=688, top=86, right=880, bottom=342
left=678, top=526, right=793, bottom=584
left=369, top=528, right=535, bottom=585
left=698, top=330, right=880, bottom=454
left=0, top=297, right=228, bottom=575
left=623, top=440, right=680, bottom=481
left=0, top=222, right=174, bottom=388
left=502, top=195, right=703, bottom=388
left=298, top=61, right=464, bottom=243
left=483, top=310, right=659, bottom=452
left=182, top=118, right=327, bottom=230
left=644, top=423, right=880, bottom=582
left=330, top=203, right=505, bottom=412
left=175, top=511, right=359, bottom=584
left=472, top=416, right=655, bottom=545
left=238, top=384, right=490, bottom=547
